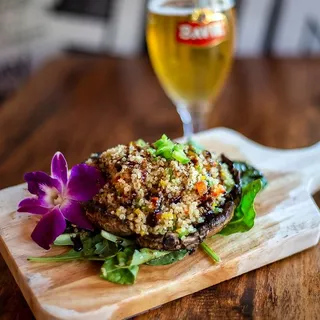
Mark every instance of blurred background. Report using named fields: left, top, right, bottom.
left=0, top=0, right=320, bottom=101
left=1, top=3, right=320, bottom=318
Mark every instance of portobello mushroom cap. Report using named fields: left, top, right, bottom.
left=136, top=200, right=236, bottom=250
left=84, top=146, right=241, bottom=251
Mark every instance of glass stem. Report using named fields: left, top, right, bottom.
left=177, top=102, right=210, bottom=138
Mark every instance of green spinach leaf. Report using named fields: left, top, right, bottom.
left=146, top=249, right=188, bottom=265
left=219, top=179, right=263, bottom=236
left=94, top=239, right=119, bottom=258
left=82, top=234, right=104, bottom=256
left=100, top=247, right=138, bottom=285
left=117, top=248, right=134, bottom=266
left=130, top=248, right=170, bottom=266
left=234, top=161, right=267, bottom=189
left=29, top=234, right=115, bottom=262
left=101, top=256, right=139, bottom=285
left=53, top=231, right=91, bottom=246
left=101, top=230, right=134, bottom=247
left=53, top=233, right=76, bottom=246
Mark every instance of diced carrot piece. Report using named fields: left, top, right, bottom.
left=195, top=181, right=207, bottom=196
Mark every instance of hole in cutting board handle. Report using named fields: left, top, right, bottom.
left=313, top=191, right=320, bottom=209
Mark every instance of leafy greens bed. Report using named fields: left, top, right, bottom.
left=28, top=230, right=189, bottom=284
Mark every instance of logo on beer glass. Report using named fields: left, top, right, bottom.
left=176, top=13, right=227, bottom=47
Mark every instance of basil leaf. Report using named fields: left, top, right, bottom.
left=130, top=248, right=170, bottom=266
left=146, top=249, right=188, bottom=265
left=219, top=179, right=263, bottom=236
left=234, top=161, right=267, bottom=189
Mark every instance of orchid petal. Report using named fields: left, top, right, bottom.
left=51, top=152, right=68, bottom=186
left=60, top=200, right=93, bottom=230
left=31, top=207, right=66, bottom=250
left=24, top=171, right=62, bottom=195
left=18, top=197, right=50, bottom=215
left=67, top=164, right=104, bottom=201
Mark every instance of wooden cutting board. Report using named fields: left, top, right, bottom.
left=0, top=128, right=319, bottom=320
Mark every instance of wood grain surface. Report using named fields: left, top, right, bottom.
left=0, top=55, right=320, bottom=319
left=0, top=128, right=320, bottom=320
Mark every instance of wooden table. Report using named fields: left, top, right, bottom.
left=0, top=55, right=319, bottom=320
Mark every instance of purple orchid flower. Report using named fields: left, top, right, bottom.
left=18, top=152, right=104, bottom=250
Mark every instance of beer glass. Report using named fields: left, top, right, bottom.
left=147, top=0, right=235, bottom=137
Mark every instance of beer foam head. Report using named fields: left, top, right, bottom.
left=148, top=0, right=234, bottom=15
left=148, top=0, right=193, bottom=16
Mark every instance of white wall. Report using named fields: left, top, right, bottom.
left=273, top=0, right=320, bottom=56
left=236, top=0, right=320, bottom=57
left=236, top=0, right=273, bottom=57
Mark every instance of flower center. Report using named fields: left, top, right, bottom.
left=42, top=185, right=64, bottom=207
left=52, top=193, right=64, bottom=206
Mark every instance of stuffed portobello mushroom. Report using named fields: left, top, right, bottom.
left=84, top=136, right=241, bottom=251
left=23, top=134, right=265, bottom=285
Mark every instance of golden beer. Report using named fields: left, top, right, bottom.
left=147, top=1, right=235, bottom=105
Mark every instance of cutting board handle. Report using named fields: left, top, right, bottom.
left=273, top=142, right=320, bottom=195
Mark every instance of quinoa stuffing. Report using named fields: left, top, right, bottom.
left=85, top=137, right=235, bottom=240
